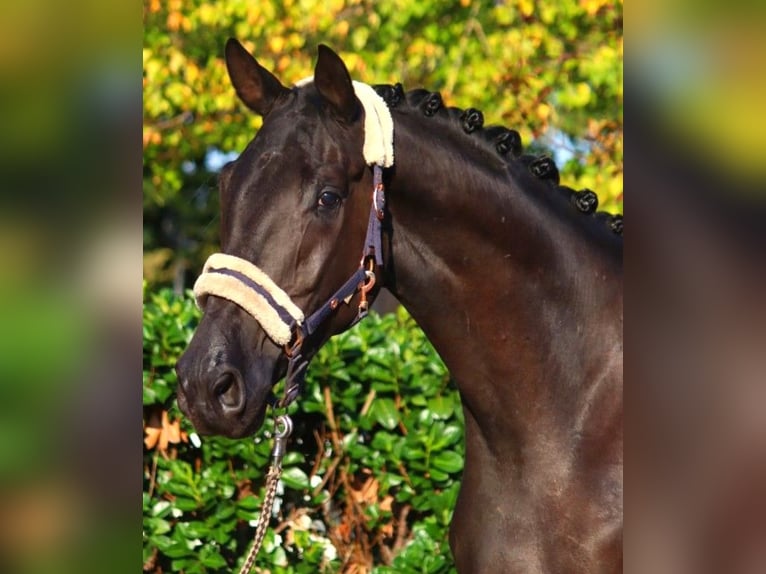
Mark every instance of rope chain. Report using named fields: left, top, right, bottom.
left=237, top=414, right=293, bottom=574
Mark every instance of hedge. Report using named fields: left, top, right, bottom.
left=143, top=287, right=462, bottom=573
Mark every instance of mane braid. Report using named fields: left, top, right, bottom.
left=372, top=83, right=623, bottom=236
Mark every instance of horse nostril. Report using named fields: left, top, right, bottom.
left=213, top=369, right=246, bottom=414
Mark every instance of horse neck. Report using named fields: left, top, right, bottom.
left=384, top=112, right=623, bottom=459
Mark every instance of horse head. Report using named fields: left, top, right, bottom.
left=176, top=40, right=380, bottom=437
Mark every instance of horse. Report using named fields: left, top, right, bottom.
left=176, top=39, right=623, bottom=573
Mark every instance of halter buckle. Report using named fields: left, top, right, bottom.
left=358, top=268, right=376, bottom=319
left=283, top=326, right=304, bottom=359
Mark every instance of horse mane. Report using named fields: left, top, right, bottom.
left=372, top=83, right=623, bottom=237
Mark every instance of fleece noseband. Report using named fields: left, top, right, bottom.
left=193, top=79, right=392, bottom=406
left=193, top=253, right=304, bottom=346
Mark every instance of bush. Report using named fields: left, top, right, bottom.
left=143, top=287, right=462, bottom=573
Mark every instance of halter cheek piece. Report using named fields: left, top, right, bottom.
left=193, top=80, right=393, bottom=409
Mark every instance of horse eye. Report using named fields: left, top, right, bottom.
left=317, top=190, right=342, bottom=209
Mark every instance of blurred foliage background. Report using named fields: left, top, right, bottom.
left=143, top=0, right=623, bottom=289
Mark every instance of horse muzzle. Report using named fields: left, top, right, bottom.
left=175, top=297, right=284, bottom=438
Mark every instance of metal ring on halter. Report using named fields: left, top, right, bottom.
left=270, top=414, right=293, bottom=466
left=274, top=414, right=293, bottom=438
left=357, top=269, right=376, bottom=318
left=363, top=269, right=376, bottom=289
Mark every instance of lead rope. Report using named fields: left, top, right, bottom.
left=235, top=166, right=385, bottom=572
left=238, top=414, right=293, bottom=574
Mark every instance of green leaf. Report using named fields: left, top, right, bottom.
left=173, top=497, right=201, bottom=511
left=280, top=466, right=310, bottom=490
left=371, top=397, right=400, bottom=430
left=428, top=468, right=450, bottom=482
left=163, top=542, right=194, bottom=559
left=199, top=546, right=228, bottom=568
left=427, top=395, right=455, bottom=419
left=144, top=516, right=171, bottom=535
left=431, top=450, right=464, bottom=473
left=282, top=451, right=304, bottom=466
left=370, top=430, right=398, bottom=452
left=432, top=423, right=463, bottom=450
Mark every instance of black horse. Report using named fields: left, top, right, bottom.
left=177, top=39, right=623, bottom=573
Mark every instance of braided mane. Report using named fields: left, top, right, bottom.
left=372, top=83, right=622, bottom=236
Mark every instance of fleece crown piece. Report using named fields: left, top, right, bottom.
left=295, top=76, right=394, bottom=168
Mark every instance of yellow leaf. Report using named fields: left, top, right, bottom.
left=519, top=0, right=534, bottom=17
left=575, top=82, right=592, bottom=106
left=186, top=63, right=199, bottom=84
left=351, top=476, right=379, bottom=504
left=580, top=0, right=608, bottom=16
left=162, top=410, right=181, bottom=444
left=167, top=12, right=182, bottom=32
left=144, top=411, right=187, bottom=454
left=269, top=36, right=285, bottom=54
left=144, top=426, right=161, bottom=450
left=336, top=20, right=349, bottom=38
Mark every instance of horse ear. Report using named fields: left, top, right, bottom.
left=314, top=45, right=360, bottom=122
left=224, top=38, right=288, bottom=116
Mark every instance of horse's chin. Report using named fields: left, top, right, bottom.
left=220, top=405, right=268, bottom=439
left=179, top=395, right=269, bottom=439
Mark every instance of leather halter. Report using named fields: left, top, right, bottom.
left=194, top=78, right=393, bottom=410
left=278, top=164, right=386, bottom=407
left=193, top=165, right=387, bottom=409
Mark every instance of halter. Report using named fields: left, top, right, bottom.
left=193, top=79, right=393, bottom=409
